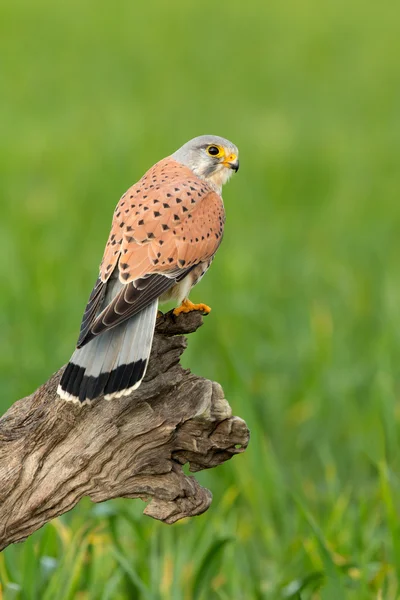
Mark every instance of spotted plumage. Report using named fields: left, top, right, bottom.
left=57, top=135, right=239, bottom=404
left=100, top=159, right=225, bottom=287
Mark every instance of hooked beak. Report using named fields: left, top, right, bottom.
left=222, top=153, right=239, bottom=172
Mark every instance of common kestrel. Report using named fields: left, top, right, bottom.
left=58, top=135, right=239, bottom=404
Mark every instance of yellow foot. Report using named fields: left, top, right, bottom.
left=173, top=299, right=211, bottom=317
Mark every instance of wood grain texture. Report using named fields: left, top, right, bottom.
left=0, top=311, right=249, bottom=551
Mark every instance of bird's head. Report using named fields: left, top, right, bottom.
left=172, top=135, right=239, bottom=192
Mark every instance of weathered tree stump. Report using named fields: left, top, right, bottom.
left=0, top=311, right=249, bottom=551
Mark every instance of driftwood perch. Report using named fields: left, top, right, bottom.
left=0, top=311, right=249, bottom=551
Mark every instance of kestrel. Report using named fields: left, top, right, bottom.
left=57, top=135, right=239, bottom=404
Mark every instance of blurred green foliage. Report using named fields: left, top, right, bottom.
left=1, top=0, right=400, bottom=597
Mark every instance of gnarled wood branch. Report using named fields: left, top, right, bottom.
left=0, top=311, right=249, bottom=551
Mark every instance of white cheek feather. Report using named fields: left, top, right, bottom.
left=182, top=150, right=236, bottom=193
left=206, top=166, right=234, bottom=191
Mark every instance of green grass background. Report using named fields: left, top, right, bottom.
left=1, top=0, right=400, bottom=597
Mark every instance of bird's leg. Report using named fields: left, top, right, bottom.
left=173, top=298, right=211, bottom=316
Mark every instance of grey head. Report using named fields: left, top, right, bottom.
left=171, top=135, right=239, bottom=192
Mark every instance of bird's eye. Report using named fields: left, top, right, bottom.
left=206, top=145, right=222, bottom=157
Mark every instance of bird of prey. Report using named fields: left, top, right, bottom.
left=57, top=135, right=239, bottom=404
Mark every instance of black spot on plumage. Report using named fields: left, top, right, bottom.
left=125, top=236, right=134, bottom=243
left=130, top=195, right=134, bottom=199
left=163, top=203, right=170, bottom=208
left=126, top=225, right=133, bottom=232
left=153, top=258, right=159, bottom=265
left=154, top=211, right=161, bottom=217
left=121, top=201, right=125, bottom=206
left=186, top=191, right=191, bottom=196
left=195, top=238, right=198, bottom=242
left=166, top=193, right=172, bottom=197
left=176, top=198, right=182, bottom=204
left=168, top=257, right=174, bottom=263
left=121, top=272, right=130, bottom=280
left=143, top=206, right=149, bottom=211
left=162, top=224, right=169, bottom=231
left=173, top=214, right=179, bottom=221
left=191, top=198, right=196, bottom=204
left=179, top=259, right=186, bottom=266
left=153, top=199, right=160, bottom=203
left=120, top=262, right=129, bottom=269
left=116, top=212, right=121, bottom=217
left=138, top=219, right=144, bottom=225
left=157, top=252, right=161, bottom=258
left=182, top=206, right=188, bottom=212
left=147, top=232, right=155, bottom=239
left=120, top=222, right=125, bottom=228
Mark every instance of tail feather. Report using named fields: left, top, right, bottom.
left=57, top=300, right=158, bottom=404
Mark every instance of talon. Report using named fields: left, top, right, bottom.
left=173, top=299, right=211, bottom=316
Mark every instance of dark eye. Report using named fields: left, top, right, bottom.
left=207, top=145, right=220, bottom=157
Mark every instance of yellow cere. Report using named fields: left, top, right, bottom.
left=225, top=153, right=237, bottom=163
